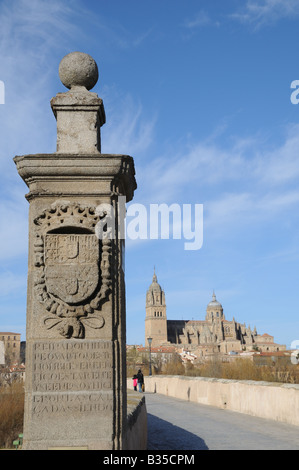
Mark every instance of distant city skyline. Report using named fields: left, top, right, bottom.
left=0, top=0, right=299, bottom=349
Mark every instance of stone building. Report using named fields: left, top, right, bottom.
left=144, top=272, right=286, bottom=358
left=0, top=341, right=4, bottom=365
left=0, top=332, right=21, bottom=364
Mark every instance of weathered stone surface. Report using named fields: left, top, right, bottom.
left=50, top=52, right=105, bottom=154
left=142, top=375, right=299, bottom=427
left=126, top=391, right=147, bottom=450
left=24, top=339, right=114, bottom=449
left=14, top=52, right=137, bottom=449
left=59, top=51, right=99, bottom=91
left=13, top=154, right=136, bottom=202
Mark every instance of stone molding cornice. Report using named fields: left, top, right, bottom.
left=14, top=153, right=137, bottom=202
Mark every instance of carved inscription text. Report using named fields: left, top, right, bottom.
left=32, top=340, right=113, bottom=394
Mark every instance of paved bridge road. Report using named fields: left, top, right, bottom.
left=145, top=392, right=299, bottom=450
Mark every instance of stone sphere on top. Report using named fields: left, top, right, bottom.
left=58, top=51, right=99, bottom=90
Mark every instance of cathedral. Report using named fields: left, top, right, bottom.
left=145, top=271, right=286, bottom=358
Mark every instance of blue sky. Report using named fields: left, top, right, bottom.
left=0, top=0, right=299, bottom=348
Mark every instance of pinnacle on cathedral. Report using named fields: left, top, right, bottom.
left=146, top=269, right=166, bottom=306
left=150, top=268, right=159, bottom=290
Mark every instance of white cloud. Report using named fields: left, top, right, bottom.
left=135, top=122, right=299, bottom=237
left=183, top=10, right=212, bottom=29
left=254, top=124, right=299, bottom=185
left=231, top=0, right=299, bottom=28
left=101, top=91, right=156, bottom=156
left=138, top=137, right=250, bottom=202
left=0, top=0, right=85, bottom=176
left=0, top=0, right=77, bottom=47
left=205, top=189, right=299, bottom=231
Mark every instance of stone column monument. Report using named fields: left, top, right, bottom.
left=14, top=52, right=137, bottom=450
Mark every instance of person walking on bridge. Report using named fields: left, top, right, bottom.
left=137, top=369, right=144, bottom=392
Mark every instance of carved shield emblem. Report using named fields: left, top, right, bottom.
left=44, top=234, right=100, bottom=305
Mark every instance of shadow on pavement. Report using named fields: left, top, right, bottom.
left=147, top=413, right=209, bottom=450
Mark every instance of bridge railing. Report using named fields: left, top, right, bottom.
left=128, top=375, right=299, bottom=427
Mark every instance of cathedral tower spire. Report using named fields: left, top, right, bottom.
left=145, top=269, right=167, bottom=347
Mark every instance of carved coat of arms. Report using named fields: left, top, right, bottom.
left=33, top=203, right=112, bottom=339
left=45, top=234, right=99, bottom=305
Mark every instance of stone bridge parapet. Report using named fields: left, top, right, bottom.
left=128, top=375, right=299, bottom=427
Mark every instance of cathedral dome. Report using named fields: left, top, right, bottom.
left=205, top=292, right=224, bottom=322
left=207, top=292, right=222, bottom=309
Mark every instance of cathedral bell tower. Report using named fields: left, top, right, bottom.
left=145, top=270, right=167, bottom=347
